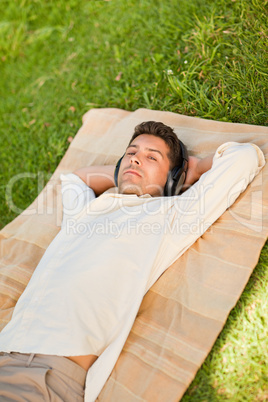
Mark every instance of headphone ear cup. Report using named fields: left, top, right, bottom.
left=164, top=141, right=188, bottom=196
left=114, top=155, right=124, bottom=186
left=173, top=168, right=187, bottom=195
left=163, top=171, right=174, bottom=196
left=164, top=165, right=188, bottom=196
left=164, top=167, right=184, bottom=196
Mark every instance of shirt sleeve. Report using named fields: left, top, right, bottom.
left=60, top=173, right=96, bottom=228
left=167, top=142, right=265, bottom=250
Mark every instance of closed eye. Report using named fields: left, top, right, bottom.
left=126, top=150, right=157, bottom=161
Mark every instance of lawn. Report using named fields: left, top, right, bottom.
left=0, top=0, right=267, bottom=400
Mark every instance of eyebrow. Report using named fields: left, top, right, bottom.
left=127, top=144, right=164, bottom=159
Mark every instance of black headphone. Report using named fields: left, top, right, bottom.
left=114, top=139, right=188, bottom=196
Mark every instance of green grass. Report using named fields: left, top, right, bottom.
left=0, top=0, right=267, bottom=400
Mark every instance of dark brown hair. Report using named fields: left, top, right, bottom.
left=129, top=121, right=182, bottom=169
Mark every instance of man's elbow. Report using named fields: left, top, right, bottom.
left=231, top=143, right=263, bottom=178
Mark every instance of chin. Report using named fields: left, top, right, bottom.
left=119, top=186, right=163, bottom=197
left=118, top=180, right=164, bottom=197
left=118, top=183, right=144, bottom=196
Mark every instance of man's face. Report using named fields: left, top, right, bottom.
left=117, top=134, right=170, bottom=196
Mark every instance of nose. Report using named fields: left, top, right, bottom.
left=130, top=153, right=141, bottom=165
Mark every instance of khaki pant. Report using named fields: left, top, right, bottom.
left=0, top=352, right=87, bottom=401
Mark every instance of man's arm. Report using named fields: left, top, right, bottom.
left=73, top=165, right=116, bottom=196
left=173, top=143, right=264, bottom=233
left=182, top=154, right=214, bottom=191
left=147, top=142, right=264, bottom=288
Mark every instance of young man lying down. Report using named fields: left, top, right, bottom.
left=0, top=121, right=265, bottom=401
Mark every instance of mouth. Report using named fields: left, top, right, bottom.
left=123, top=169, right=142, bottom=178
